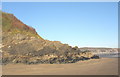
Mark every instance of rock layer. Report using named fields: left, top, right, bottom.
left=1, top=12, right=99, bottom=65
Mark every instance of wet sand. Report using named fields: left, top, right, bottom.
left=2, top=58, right=118, bottom=75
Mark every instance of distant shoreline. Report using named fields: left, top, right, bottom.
left=95, top=53, right=120, bottom=58
left=80, top=47, right=118, bottom=48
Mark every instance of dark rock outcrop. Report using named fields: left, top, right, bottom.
left=1, top=12, right=99, bottom=65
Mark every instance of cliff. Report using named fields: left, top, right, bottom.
left=1, top=12, right=99, bottom=65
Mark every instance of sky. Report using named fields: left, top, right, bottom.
left=2, top=2, right=118, bottom=48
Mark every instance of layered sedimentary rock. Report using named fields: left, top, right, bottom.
left=1, top=12, right=99, bottom=65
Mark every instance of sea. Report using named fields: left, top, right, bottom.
left=95, top=53, right=120, bottom=58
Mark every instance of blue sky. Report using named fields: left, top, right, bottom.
left=2, top=2, right=118, bottom=48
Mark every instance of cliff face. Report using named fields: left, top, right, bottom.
left=2, top=12, right=37, bottom=34
left=1, top=12, right=99, bottom=65
left=2, top=12, right=43, bottom=45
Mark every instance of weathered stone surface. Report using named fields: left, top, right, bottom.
left=1, top=12, right=100, bottom=65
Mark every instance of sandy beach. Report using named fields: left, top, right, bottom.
left=2, top=58, right=118, bottom=75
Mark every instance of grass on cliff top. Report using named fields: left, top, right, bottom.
left=11, top=29, right=43, bottom=39
left=2, top=12, right=43, bottom=39
left=2, top=12, right=13, bottom=31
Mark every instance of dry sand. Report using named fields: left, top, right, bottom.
left=2, top=58, right=118, bottom=75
